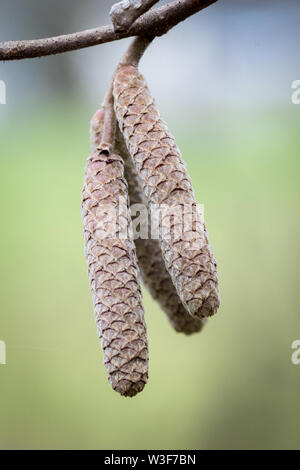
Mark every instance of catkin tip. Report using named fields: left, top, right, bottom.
left=192, top=295, right=220, bottom=319
left=114, top=379, right=146, bottom=397
left=176, top=318, right=207, bottom=335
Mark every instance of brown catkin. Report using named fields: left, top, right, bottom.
left=113, top=64, right=220, bottom=319
left=90, top=108, right=205, bottom=334
left=82, top=118, right=148, bottom=396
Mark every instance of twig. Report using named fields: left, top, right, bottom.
left=0, top=0, right=219, bottom=61
left=120, top=35, right=153, bottom=66
left=110, top=0, right=160, bottom=32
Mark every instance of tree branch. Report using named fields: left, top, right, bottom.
left=0, top=0, right=218, bottom=61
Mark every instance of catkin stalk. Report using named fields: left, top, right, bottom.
left=113, top=51, right=220, bottom=319
left=91, top=108, right=205, bottom=334
left=82, top=107, right=148, bottom=397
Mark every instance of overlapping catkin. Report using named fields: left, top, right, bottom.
left=120, top=132, right=207, bottom=334
left=113, top=64, right=220, bottom=319
left=91, top=108, right=205, bottom=334
left=82, top=110, right=148, bottom=397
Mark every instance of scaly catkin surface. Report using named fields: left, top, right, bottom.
left=113, top=65, right=220, bottom=319
left=90, top=108, right=205, bottom=334
left=82, top=133, right=148, bottom=396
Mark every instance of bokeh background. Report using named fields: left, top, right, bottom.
left=0, top=0, right=300, bottom=450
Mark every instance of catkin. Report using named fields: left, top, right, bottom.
left=113, top=64, right=220, bottom=319
left=82, top=116, right=148, bottom=396
left=90, top=108, right=205, bottom=334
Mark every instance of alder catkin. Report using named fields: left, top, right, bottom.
left=113, top=64, right=220, bottom=319
left=82, top=117, right=148, bottom=396
left=90, top=108, right=205, bottom=334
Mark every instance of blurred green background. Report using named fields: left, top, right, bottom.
left=0, top=0, right=300, bottom=451
left=0, top=102, right=299, bottom=449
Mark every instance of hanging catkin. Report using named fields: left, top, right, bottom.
left=113, top=63, right=220, bottom=319
left=82, top=107, right=148, bottom=397
left=120, top=134, right=206, bottom=332
left=90, top=108, right=205, bottom=334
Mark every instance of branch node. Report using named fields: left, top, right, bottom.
left=110, top=0, right=159, bottom=32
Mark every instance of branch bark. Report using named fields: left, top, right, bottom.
left=0, top=0, right=218, bottom=61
